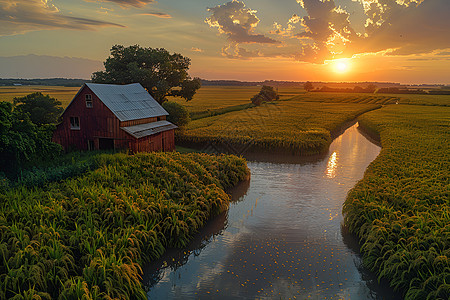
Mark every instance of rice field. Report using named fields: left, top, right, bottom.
left=177, top=99, right=381, bottom=155
left=290, top=92, right=450, bottom=106
left=168, top=86, right=305, bottom=113
left=0, top=152, right=249, bottom=299
left=0, top=86, right=80, bottom=107
left=343, top=105, right=450, bottom=299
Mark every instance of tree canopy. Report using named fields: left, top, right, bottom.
left=92, top=45, right=201, bottom=103
left=251, top=85, right=279, bottom=106
left=13, top=92, right=63, bottom=126
left=304, top=81, right=314, bottom=92
left=162, top=101, right=190, bottom=128
left=0, top=102, right=61, bottom=174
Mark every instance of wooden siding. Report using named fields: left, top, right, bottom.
left=120, top=115, right=166, bottom=127
left=53, top=85, right=174, bottom=153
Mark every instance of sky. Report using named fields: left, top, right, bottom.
left=0, top=0, right=449, bottom=83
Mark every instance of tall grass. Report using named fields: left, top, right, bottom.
left=343, top=105, right=450, bottom=299
left=0, top=152, right=249, bottom=299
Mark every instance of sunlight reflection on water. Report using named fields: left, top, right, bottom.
left=144, top=123, right=401, bottom=300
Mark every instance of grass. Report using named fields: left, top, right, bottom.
left=343, top=105, right=450, bottom=299
left=0, top=152, right=249, bottom=299
left=177, top=99, right=381, bottom=155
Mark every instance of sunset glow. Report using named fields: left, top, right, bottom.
left=0, top=0, right=448, bottom=83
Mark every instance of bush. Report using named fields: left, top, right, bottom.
left=162, top=101, right=190, bottom=128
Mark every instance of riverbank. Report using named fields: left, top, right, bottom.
left=0, top=152, right=249, bottom=299
left=177, top=100, right=381, bottom=156
left=343, top=105, right=450, bottom=299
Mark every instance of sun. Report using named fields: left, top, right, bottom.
left=333, top=60, right=351, bottom=73
left=337, top=62, right=348, bottom=72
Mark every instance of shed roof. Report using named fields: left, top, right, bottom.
left=85, top=83, right=168, bottom=122
left=120, top=120, right=178, bottom=139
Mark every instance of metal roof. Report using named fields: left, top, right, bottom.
left=120, top=120, right=178, bottom=139
left=85, top=83, right=168, bottom=122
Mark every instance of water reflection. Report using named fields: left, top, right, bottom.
left=144, top=123, right=401, bottom=299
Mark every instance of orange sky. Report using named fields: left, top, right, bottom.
left=0, top=0, right=449, bottom=84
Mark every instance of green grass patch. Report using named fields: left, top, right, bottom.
left=0, top=152, right=249, bottom=299
left=343, top=105, right=450, bottom=299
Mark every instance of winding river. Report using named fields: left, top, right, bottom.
left=144, top=123, right=400, bottom=299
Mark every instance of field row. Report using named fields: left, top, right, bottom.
left=177, top=99, right=381, bottom=155
left=0, top=152, right=249, bottom=299
left=343, top=105, right=450, bottom=299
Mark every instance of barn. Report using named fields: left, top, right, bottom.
left=53, top=83, right=177, bottom=152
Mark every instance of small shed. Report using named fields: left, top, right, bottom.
left=53, top=83, right=177, bottom=152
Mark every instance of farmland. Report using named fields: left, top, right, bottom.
left=177, top=99, right=381, bottom=155
left=0, top=86, right=79, bottom=107
left=344, top=105, right=450, bottom=299
left=0, top=152, right=249, bottom=299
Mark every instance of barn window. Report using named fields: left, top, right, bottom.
left=70, top=117, right=80, bottom=130
left=85, top=94, right=93, bottom=108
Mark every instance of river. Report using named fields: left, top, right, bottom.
left=144, top=123, right=400, bottom=299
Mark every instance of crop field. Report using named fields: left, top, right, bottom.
left=290, top=92, right=450, bottom=106
left=0, top=152, right=249, bottom=299
left=343, top=105, right=450, bottom=299
left=0, top=86, right=80, bottom=107
left=177, top=99, right=381, bottom=155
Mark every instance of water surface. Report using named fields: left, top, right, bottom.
left=144, top=124, right=399, bottom=299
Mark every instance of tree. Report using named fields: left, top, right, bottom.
left=92, top=45, right=201, bottom=103
left=304, top=81, right=314, bottom=92
left=0, top=102, right=61, bottom=173
left=13, top=92, right=63, bottom=126
left=162, top=101, right=190, bottom=128
left=251, top=85, right=279, bottom=106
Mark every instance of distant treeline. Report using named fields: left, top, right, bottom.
left=309, top=85, right=450, bottom=95
left=0, top=78, right=88, bottom=87
left=201, top=79, right=408, bottom=89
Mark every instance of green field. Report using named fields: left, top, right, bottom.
left=290, top=92, right=450, bottom=106
left=177, top=98, right=381, bottom=155
left=0, top=152, right=249, bottom=299
left=344, top=105, right=450, bottom=299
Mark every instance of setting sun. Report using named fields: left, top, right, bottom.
left=334, top=60, right=350, bottom=73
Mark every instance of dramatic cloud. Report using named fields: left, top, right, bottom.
left=0, top=0, right=124, bottom=36
left=139, top=11, right=172, bottom=18
left=348, top=0, right=450, bottom=56
left=205, top=0, right=279, bottom=57
left=87, top=0, right=155, bottom=8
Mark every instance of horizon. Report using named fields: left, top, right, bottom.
left=1, top=1, right=449, bottom=84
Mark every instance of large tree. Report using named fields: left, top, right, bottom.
left=0, top=102, right=61, bottom=173
left=92, top=45, right=201, bottom=103
left=13, top=92, right=63, bottom=126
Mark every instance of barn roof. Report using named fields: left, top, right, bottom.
left=120, top=120, right=178, bottom=139
left=84, top=83, right=168, bottom=122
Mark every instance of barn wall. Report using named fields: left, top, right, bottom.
left=53, top=85, right=131, bottom=151
left=53, top=85, right=176, bottom=152
left=120, top=115, right=166, bottom=127
left=130, top=129, right=175, bottom=153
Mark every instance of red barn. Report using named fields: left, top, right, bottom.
left=53, top=83, right=177, bottom=152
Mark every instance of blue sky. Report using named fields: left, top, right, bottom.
left=0, top=0, right=449, bottom=83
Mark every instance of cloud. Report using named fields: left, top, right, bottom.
left=191, top=47, right=204, bottom=53
left=87, top=0, right=155, bottom=8
left=285, top=0, right=450, bottom=63
left=206, top=1, right=279, bottom=45
left=138, top=11, right=172, bottom=18
left=0, top=0, right=124, bottom=36
left=347, top=0, right=450, bottom=56
left=222, top=43, right=261, bottom=59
